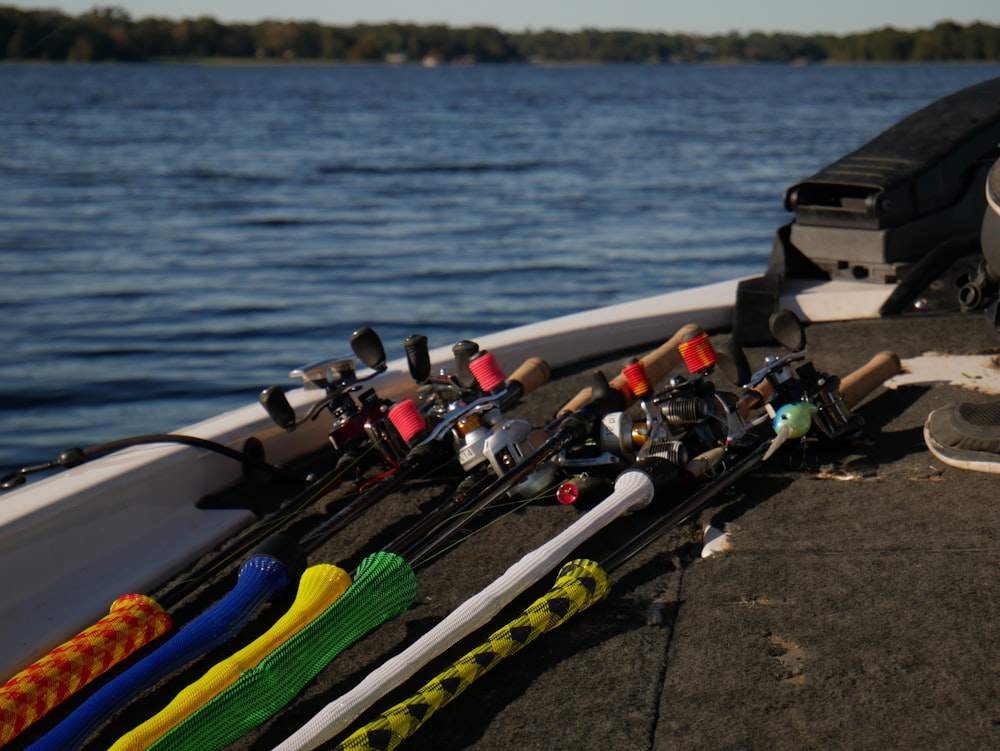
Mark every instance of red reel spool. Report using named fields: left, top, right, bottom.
left=621, top=359, right=652, bottom=398
left=468, top=351, right=506, bottom=393
left=678, top=329, right=717, bottom=373
left=388, top=399, right=425, bottom=444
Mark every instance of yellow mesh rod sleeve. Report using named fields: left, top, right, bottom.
left=109, top=564, right=351, bottom=750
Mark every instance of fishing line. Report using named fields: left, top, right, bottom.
left=332, top=558, right=610, bottom=751
left=403, top=481, right=563, bottom=570
left=26, top=332, right=671, bottom=748
left=152, top=447, right=374, bottom=609
left=271, top=464, right=669, bottom=751
left=16, top=441, right=451, bottom=751
left=268, top=334, right=902, bottom=751
left=0, top=452, right=362, bottom=747
left=10, top=352, right=475, bottom=748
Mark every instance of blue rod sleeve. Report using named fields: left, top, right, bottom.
left=27, top=554, right=292, bottom=751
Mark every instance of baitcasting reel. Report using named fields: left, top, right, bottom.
left=260, top=326, right=407, bottom=465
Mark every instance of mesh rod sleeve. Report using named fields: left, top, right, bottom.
left=27, top=554, right=291, bottom=751
left=150, top=551, right=416, bottom=751
left=335, top=559, right=610, bottom=751
left=109, top=564, right=351, bottom=751
left=273, top=469, right=653, bottom=751
left=0, top=595, right=171, bottom=746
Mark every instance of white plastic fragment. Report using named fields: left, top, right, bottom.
left=701, top=524, right=731, bottom=558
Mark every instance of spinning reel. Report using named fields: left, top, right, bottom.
left=555, top=312, right=867, bottom=503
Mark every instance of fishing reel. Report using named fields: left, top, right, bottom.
left=474, top=419, right=555, bottom=499
left=556, top=330, right=742, bottom=504
left=389, top=336, right=553, bottom=497
left=745, top=310, right=864, bottom=445
left=404, top=336, right=495, bottom=414
left=391, top=335, right=507, bottom=451
left=260, top=326, right=408, bottom=465
left=562, top=328, right=751, bottom=471
left=401, top=336, right=512, bottom=432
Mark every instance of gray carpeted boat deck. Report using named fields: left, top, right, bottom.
left=16, top=309, right=1000, bottom=751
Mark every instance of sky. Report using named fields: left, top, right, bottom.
left=9, top=0, right=1000, bottom=36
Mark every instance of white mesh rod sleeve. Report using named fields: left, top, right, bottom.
left=273, top=468, right=654, bottom=751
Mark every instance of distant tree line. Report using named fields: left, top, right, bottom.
left=2, top=5, right=999, bottom=63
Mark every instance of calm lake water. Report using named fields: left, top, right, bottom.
left=2, top=62, right=1000, bottom=472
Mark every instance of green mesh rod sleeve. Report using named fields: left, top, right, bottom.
left=150, top=551, right=416, bottom=751
left=334, top=559, right=609, bottom=751
left=275, top=468, right=656, bottom=751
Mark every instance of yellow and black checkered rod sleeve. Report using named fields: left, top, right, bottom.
left=334, top=559, right=609, bottom=751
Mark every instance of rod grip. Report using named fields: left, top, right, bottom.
left=150, top=552, right=416, bottom=751
left=0, top=595, right=171, bottom=746
left=840, top=350, right=901, bottom=408
left=505, top=356, right=551, bottom=397
left=558, top=323, right=702, bottom=414
left=736, top=380, right=775, bottom=420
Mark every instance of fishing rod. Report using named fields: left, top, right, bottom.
left=274, top=323, right=902, bottom=751
left=330, top=347, right=903, bottom=751
left=329, top=557, right=609, bottom=751
left=548, top=304, right=885, bottom=513
left=240, top=331, right=543, bottom=568
left=0, top=326, right=414, bottom=747
left=295, top=348, right=552, bottom=555
left=163, top=333, right=530, bottom=608
left=4, top=325, right=407, bottom=747
left=544, top=327, right=759, bottom=507
left=271, top=455, right=688, bottom=751
left=7, top=319, right=779, bottom=749
left=397, top=323, right=705, bottom=567
left=0, top=470, right=364, bottom=747
left=395, top=321, right=775, bottom=567
left=116, top=326, right=410, bottom=610
left=329, top=472, right=747, bottom=751
left=239, top=326, right=748, bottom=750
left=1, top=328, right=457, bottom=748
left=305, top=322, right=706, bottom=575
left=101, top=349, right=555, bottom=751
left=46, top=338, right=513, bottom=751
left=104, top=326, right=701, bottom=751
left=19, top=344, right=549, bottom=751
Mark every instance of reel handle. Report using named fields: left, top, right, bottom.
left=350, top=327, right=387, bottom=372
left=736, top=382, right=772, bottom=420
left=452, top=340, right=480, bottom=389
left=404, top=334, right=431, bottom=383
left=260, top=385, right=297, bottom=430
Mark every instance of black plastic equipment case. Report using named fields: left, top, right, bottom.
left=734, top=76, right=1000, bottom=344
left=784, top=76, right=1000, bottom=284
